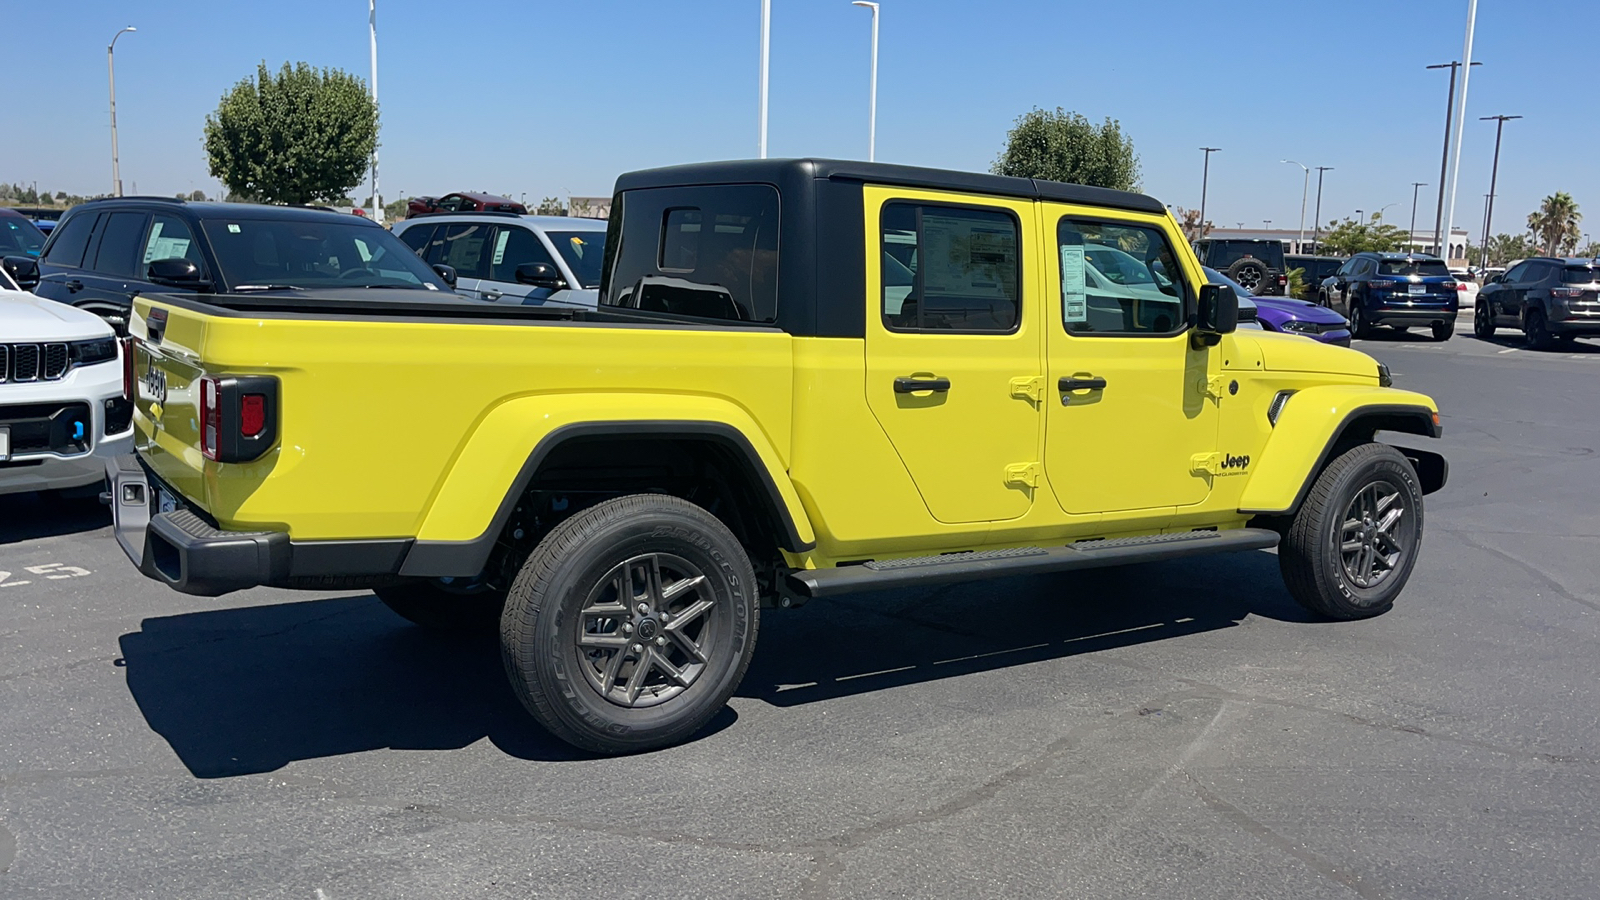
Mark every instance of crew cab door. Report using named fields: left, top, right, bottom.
left=1041, top=207, right=1218, bottom=517
left=863, top=187, right=1042, bottom=525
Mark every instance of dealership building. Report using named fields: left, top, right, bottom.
left=1200, top=226, right=1473, bottom=266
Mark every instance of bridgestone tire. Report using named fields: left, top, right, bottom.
left=1226, top=258, right=1267, bottom=292
left=1279, top=443, right=1424, bottom=621
left=375, top=582, right=506, bottom=631
left=1431, top=319, right=1454, bottom=341
left=500, top=494, right=758, bottom=754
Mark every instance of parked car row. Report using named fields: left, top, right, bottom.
left=1474, top=257, right=1600, bottom=348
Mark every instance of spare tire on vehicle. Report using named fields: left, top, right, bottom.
left=1226, top=257, right=1267, bottom=293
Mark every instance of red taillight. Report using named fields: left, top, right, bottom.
left=1456, top=282, right=1468, bottom=291
left=1277, top=274, right=1287, bottom=286
left=200, top=376, right=221, bottom=461
left=1552, top=287, right=1585, bottom=298
left=240, top=394, right=266, bottom=437
left=120, top=336, right=137, bottom=402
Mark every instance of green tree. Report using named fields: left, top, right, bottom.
left=1481, top=233, right=1538, bottom=267
left=536, top=196, right=568, bottom=216
left=1316, top=214, right=1413, bottom=256
left=1526, top=192, right=1582, bottom=256
left=1578, top=240, right=1600, bottom=260
left=204, top=61, right=378, bottom=206
left=991, top=107, right=1140, bottom=191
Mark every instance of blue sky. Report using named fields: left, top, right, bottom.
left=10, top=0, right=1594, bottom=242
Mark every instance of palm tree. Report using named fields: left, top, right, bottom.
left=1527, top=193, right=1583, bottom=256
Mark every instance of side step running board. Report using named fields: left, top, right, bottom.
left=788, top=528, right=1280, bottom=599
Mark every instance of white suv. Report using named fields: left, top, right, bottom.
left=0, top=268, right=133, bottom=498
left=393, top=213, right=606, bottom=306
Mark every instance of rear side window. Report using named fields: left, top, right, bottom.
left=602, top=184, right=779, bottom=323
left=42, top=213, right=97, bottom=268
left=1561, top=266, right=1600, bottom=284
left=879, top=202, right=1019, bottom=333
left=92, top=212, right=149, bottom=277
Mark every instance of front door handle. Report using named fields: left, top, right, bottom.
left=1059, top=376, right=1108, bottom=392
left=64, top=280, right=84, bottom=293
left=481, top=291, right=502, bottom=301
left=894, top=376, right=951, bottom=393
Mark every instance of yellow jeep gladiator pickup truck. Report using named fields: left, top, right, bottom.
left=110, top=159, right=1446, bottom=754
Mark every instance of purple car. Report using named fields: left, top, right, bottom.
left=1205, top=267, right=1352, bottom=346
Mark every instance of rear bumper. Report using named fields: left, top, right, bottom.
left=1369, top=306, right=1456, bottom=326
left=1547, top=317, right=1600, bottom=336
left=108, top=455, right=411, bottom=596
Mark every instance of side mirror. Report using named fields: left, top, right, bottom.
left=1487, top=274, right=1502, bottom=285
left=2, top=255, right=40, bottom=291
left=431, top=263, right=458, bottom=287
left=146, top=258, right=211, bottom=289
left=516, top=262, right=568, bottom=290
left=1195, top=284, right=1239, bottom=345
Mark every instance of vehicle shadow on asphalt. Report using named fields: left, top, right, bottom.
left=1354, top=328, right=1451, bottom=345
left=1464, top=332, right=1600, bottom=354
left=741, top=549, right=1315, bottom=707
left=117, top=596, right=736, bottom=776
left=117, top=551, right=1307, bottom=776
left=0, top=493, right=110, bottom=545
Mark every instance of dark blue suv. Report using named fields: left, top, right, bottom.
left=1318, top=252, right=1459, bottom=341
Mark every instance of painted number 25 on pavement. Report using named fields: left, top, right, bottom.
left=0, top=564, right=93, bottom=588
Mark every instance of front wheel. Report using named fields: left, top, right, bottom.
left=1279, top=443, right=1424, bottom=620
left=500, top=494, right=758, bottom=754
left=1473, top=301, right=1496, bottom=338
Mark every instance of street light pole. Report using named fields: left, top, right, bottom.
left=369, top=0, right=381, bottom=222
left=1376, top=202, right=1398, bottom=222
left=107, top=26, right=136, bottom=197
left=1442, top=0, right=1481, bottom=265
left=1427, top=60, right=1481, bottom=256
left=1478, top=114, right=1520, bottom=267
left=850, top=1, right=879, bottom=162
left=758, top=0, right=771, bottom=158
left=1409, top=182, right=1427, bottom=250
left=1198, top=147, right=1219, bottom=243
left=1312, top=166, right=1333, bottom=253
left=1282, top=160, right=1309, bottom=253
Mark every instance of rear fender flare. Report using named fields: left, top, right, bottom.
left=399, top=394, right=814, bottom=578
left=1238, top=387, right=1442, bottom=516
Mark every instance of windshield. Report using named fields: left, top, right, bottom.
left=1562, top=266, right=1600, bottom=285
left=1378, top=259, right=1450, bottom=277
left=200, top=217, right=448, bottom=291
left=0, top=215, right=47, bottom=257
left=547, top=231, right=607, bottom=289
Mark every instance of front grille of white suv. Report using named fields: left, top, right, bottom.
left=0, top=343, right=71, bottom=382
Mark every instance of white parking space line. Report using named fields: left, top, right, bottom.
left=1498, top=348, right=1520, bottom=354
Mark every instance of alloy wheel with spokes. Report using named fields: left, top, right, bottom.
left=1338, top=480, right=1408, bottom=589
left=577, top=552, right=718, bottom=708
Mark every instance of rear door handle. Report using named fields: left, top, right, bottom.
left=1059, top=376, right=1107, bottom=392
left=894, top=376, right=951, bottom=393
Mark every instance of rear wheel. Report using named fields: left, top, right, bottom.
left=1524, top=308, right=1555, bottom=350
left=500, top=494, right=758, bottom=754
left=1431, top=320, right=1454, bottom=341
left=1350, top=302, right=1373, bottom=339
left=376, top=581, right=506, bottom=631
left=1279, top=443, right=1423, bottom=620
left=1473, top=301, right=1495, bottom=338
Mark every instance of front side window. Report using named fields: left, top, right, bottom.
left=879, top=202, right=1019, bottom=333
left=602, top=184, right=779, bottom=323
left=1502, top=262, right=1531, bottom=283
left=1058, top=218, right=1187, bottom=336
left=141, top=214, right=207, bottom=275
left=487, top=225, right=556, bottom=283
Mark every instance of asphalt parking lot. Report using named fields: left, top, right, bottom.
left=3, top=319, right=1598, bottom=899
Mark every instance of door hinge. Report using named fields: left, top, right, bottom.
left=1009, top=375, right=1045, bottom=403
left=1004, top=461, right=1042, bottom=488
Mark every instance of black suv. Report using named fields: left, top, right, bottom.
left=1319, top=252, right=1459, bottom=341
left=1285, top=254, right=1344, bottom=300
left=1475, top=257, right=1600, bottom=349
left=34, top=197, right=459, bottom=334
left=1193, top=238, right=1286, bottom=295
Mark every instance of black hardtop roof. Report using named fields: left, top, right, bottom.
left=613, top=158, right=1167, bottom=215
left=74, top=197, right=381, bottom=225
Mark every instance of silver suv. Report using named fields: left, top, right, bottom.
left=393, top=213, right=606, bottom=306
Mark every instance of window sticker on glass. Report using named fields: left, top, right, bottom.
left=919, top=215, right=1014, bottom=300
left=492, top=229, right=511, bottom=266
left=1061, top=245, right=1087, bottom=323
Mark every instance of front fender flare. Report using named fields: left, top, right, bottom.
left=1238, top=386, right=1441, bottom=516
